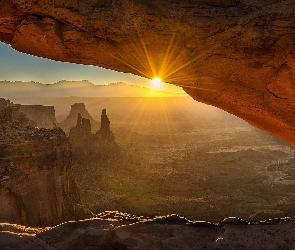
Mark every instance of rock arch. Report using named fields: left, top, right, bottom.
left=2, top=0, right=295, bottom=144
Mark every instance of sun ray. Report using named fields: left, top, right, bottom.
left=110, top=21, right=219, bottom=90
left=161, top=47, right=183, bottom=80
left=126, top=39, right=157, bottom=77
left=163, top=54, right=201, bottom=80
left=129, top=97, right=150, bottom=133
left=164, top=76, right=198, bottom=85
left=135, top=26, right=157, bottom=79
left=165, top=75, right=197, bottom=81
left=138, top=39, right=156, bottom=79
left=163, top=44, right=219, bottom=81
left=111, top=55, right=150, bottom=79
left=158, top=31, right=177, bottom=78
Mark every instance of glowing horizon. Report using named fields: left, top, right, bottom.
left=0, top=42, right=186, bottom=95
left=0, top=79, right=188, bottom=98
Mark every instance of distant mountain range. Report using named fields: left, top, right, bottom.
left=0, top=80, right=187, bottom=98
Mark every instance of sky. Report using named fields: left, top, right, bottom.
left=0, top=42, right=185, bottom=94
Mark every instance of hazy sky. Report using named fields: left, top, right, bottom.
left=0, top=42, right=185, bottom=94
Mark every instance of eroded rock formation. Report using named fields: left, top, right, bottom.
left=0, top=98, right=36, bottom=128
left=69, top=113, right=92, bottom=149
left=0, top=99, right=89, bottom=227
left=20, top=104, right=57, bottom=129
left=69, top=108, right=115, bottom=147
left=69, top=109, right=122, bottom=212
left=58, top=103, right=99, bottom=133
left=2, top=0, right=295, bottom=145
left=96, top=109, right=115, bottom=141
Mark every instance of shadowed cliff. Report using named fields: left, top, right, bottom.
left=0, top=98, right=90, bottom=226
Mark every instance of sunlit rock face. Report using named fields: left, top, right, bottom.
left=2, top=0, right=295, bottom=145
left=0, top=99, right=88, bottom=226
left=96, top=109, right=115, bottom=141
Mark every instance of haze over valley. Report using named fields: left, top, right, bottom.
left=0, top=80, right=186, bottom=98
left=5, top=83, right=295, bottom=222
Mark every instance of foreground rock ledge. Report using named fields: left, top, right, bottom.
left=1, top=214, right=295, bottom=249
left=2, top=1, right=295, bottom=145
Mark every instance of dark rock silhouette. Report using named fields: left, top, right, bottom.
left=2, top=213, right=295, bottom=249
left=19, top=104, right=57, bottom=129
left=69, top=113, right=92, bottom=149
left=59, top=103, right=99, bottom=133
left=100, top=109, right=110, bottom=131
left=96, top=109, right=115, bottom=141
left=69, top=108, right=116, bottom=149
left=69, top=108, right=122, bottom=211
left=0, top=98, right=89, bottom=227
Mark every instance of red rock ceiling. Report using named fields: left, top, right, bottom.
left=2, top=0, right=295, bottom=145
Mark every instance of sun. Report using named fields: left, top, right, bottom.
left=151, top=77, right=163, bottom=89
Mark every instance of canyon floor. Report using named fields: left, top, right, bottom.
left=1, top=96, right=295, bottom=248
left=11, top=97, right=295, bottom=222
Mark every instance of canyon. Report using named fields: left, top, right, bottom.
left=19, top=104, right=56, bottom=129
left=0, top=98, right=89, bottom=227
left=0, top=98, right=294, bottom=249
left=2, top=0, right=295, bottom=248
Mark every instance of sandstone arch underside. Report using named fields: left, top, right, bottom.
left=2, top=0, right=295, bottom=145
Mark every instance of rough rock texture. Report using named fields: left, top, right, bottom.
left=58, top=103, right=99, bottom=133
left=1, top=1, right=295, bottom=145
left=0, top=98, right=89, bottom=227
left=1, top=213, right=295, bottom=249
left=20, top=104, right=57, bottom=129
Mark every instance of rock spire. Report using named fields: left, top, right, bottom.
left=96, top=109, right=114, bottom=141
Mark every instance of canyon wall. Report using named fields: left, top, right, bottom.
left=0, top=99, right=88, bottom=227
left=2, top=0, right=295, bottom=145
left=20, top=104, right=57, bottom=129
